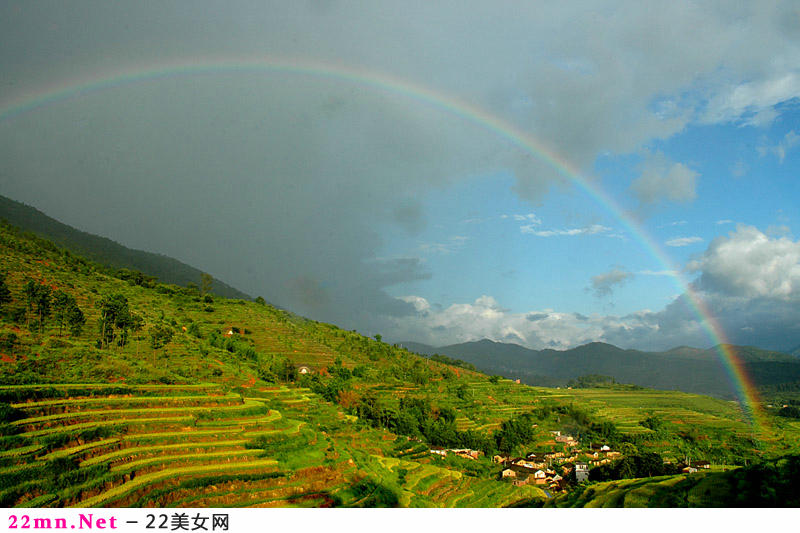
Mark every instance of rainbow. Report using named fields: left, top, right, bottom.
left=0, top=56, right=767, bottom=430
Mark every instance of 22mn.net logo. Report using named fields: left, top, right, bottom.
left=8, top=513, right=117, bottom=530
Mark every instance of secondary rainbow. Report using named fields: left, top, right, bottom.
left=0, top=56, right=768, bottom=430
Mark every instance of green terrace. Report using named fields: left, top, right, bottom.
left=0, top=384, right=298, bottom=507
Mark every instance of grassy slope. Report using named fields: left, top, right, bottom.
left=546, top=455, right=800, bottom=507
left=0, top=194, right=251, bottom=300
left=0, top=223, right=538, bottom=507
left=1, top=221, right=798, bottom=507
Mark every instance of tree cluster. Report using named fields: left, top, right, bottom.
left=19, top=279, right=85, bottom=336
left=494, top=414, right=538, bottom=453
left=351, top=392, right=493, bottom=451
left=97, top=294, right=142, bottom=349
left=589, top=452, right=680, bottom=482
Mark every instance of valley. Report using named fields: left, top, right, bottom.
left=1, top=220, right=800, bottom=507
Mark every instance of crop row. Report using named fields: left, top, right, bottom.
left=12, top=393, right=241, bottom=416
left=73, top=459, right=279, bottom=507
left=81, top=439, right=250, bottom=467
left=11, top=399, right=266, bottom=431
left=0, top=384, right=223, bottom=403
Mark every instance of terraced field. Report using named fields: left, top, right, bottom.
left=3, top=222, right=797, bottom=508
left=0, top=383, right=316, bottom=507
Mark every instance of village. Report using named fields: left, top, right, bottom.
left=430, top=430, right=711, bottom=493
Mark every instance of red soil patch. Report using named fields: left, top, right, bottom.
left=1, top=353, right=15, bottom=363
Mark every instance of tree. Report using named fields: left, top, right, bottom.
left=254, top=296, right=266, bottom=305
left=23, top=280, right=37, bottom=327
left=200, top=273, right=213, bottom=297
left=640, top=415, right=665, bottom=431
left=0, top=274, right=11, bottom=309
left=0, top=333, right=17, bottom=357
left=129, top=313, right=144, bottom=357
left=98, top=294, right=131, bottom=349
left=620, top=442, right=638, bottom=456
left=31, top=283, right=52, bottom=334
left=66, top=304, right=85, bottom=336
left=52, top=290, right=73, bottom=337
left=149, top=324, right=174, bottom=365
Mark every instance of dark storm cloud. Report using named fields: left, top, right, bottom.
left=526, top=313, right=549, bottom=322
left=1, top=2, right=798, bottom=339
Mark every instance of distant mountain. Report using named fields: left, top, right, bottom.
left=0, top=194, right=251, bottom=300
left=399, top=338, right=800, bottom=399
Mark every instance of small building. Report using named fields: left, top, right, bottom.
left=430, top=447, right=448, bottom=457
left=575, top=462, right=589, bottom=483
left=694, top=460, right=711, bottom=469
left=492, top=454, right=510, bottom=464
left=512, top=458, right=536, bottom=469
left=452, top=449, right=481, bottom=460
left=555, top=435, right=576, bottom=445
left=501, top=467, right=517, bottom=478
left=502, top=465, right=550, bottom=485
left=682, top=466, right=698, bottom=474
left=297, top=365, right=312, bottom=375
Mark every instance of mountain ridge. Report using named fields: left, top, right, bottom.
left=0, top=194, right=251, bottom=300
left=398, top=338, right=800, bottom=399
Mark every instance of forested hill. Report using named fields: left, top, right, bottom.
left=0, top=194, right=251, bottom=300
left=401, top=339, right=800, bottom=399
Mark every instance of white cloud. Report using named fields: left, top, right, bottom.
left=704, top=73, right=800, bottom=126
left=658, top=220, right=688, bottom=228
left=666, top=236, right=703, bottom=247
left=590, top=267, right=634, bottom=298
left=522, top=224, right=613, bottom=237
left=730, top=160, right=747, bottom=178
left=419, top=235, right=469, bottom=254
left=3, top=2, right=800, bottom=350
left=757, top=130, right=800, bottom=163
left=689, top=225, right=800, bottom=300
left=390, top=295, right=615, bottom=349
left=716, top=219, right=735, bottom=225
left=501, top=213, right=542, bottom=224
left=630, top=151, right=699, bottom=204
left=392, top=226, right=800, bottom=352
left=398, top=295, right=431, bottom=314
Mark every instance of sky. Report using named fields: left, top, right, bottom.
left=1, top=1, right=799, bottom=352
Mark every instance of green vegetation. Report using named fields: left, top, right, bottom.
left=547, top=455, right=800, bottom=507
left=0, top=219, right=798, bottom=508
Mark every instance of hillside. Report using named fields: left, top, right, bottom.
left=0, top=194, right=251, bottom=300
left=541, top=455, right=800, bottom=508
left=402, top=339, right=800, bottom=399
left=1, top=222, right=799, bottom=508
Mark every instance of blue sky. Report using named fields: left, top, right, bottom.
left=1, top=2, right=798, bottom=351
left=383, top=105, right=799, bottom=314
